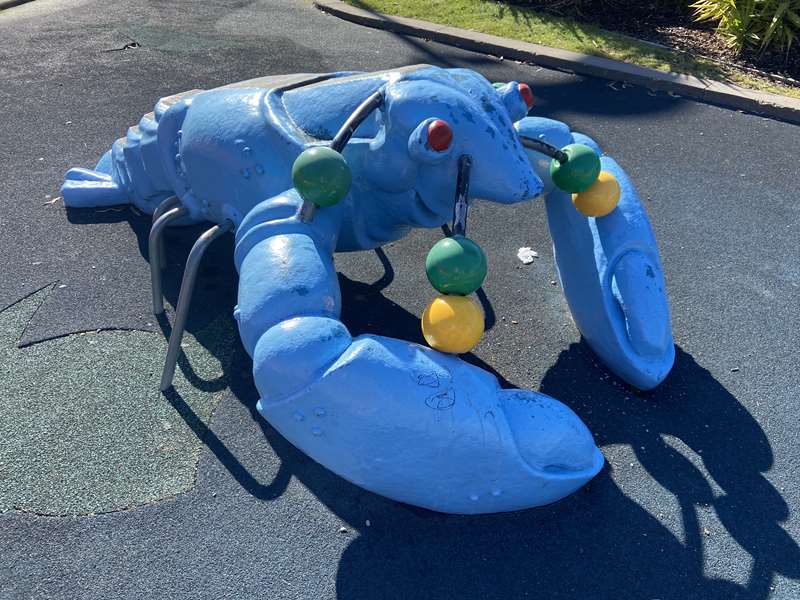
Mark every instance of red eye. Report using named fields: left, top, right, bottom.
left=518, top=83, right=534, bottom=109
left=427, top=119, right=453, bottom=152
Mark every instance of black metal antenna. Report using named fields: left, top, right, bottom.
left=452, top=154, right=472, bottom=237
left=298, top=89, right=384, bottom=223
left=519, top=136, right=569, bottom=164
left=331, top=90, right=384, bottom=152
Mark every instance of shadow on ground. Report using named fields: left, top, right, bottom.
left=343, top=0, right=716, bottom=117
left=64, top=202, right=800, bottom=600
left=59, top=25, right=794, bottom=579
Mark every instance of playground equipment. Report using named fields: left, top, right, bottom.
left=62, top=65, right=674, bottom=514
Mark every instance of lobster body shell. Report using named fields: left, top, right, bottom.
left=69, top=66, right=457, bottom=250
left=61, top=65, right=676, bottom=514
left=66, top=65, right=541, bottom=251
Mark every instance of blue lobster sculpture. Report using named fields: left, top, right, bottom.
left=62, top=65, right=674, bottom=514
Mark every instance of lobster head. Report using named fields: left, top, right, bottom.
left=359, top=67, right=543, bottom=224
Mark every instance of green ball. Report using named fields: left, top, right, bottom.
left=425, top=235, right=487, bottom=295
left=292, top=146, right=351, bottom=207
left=549, top=143, right=601, bottom=193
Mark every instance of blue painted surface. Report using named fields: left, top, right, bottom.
left=62, top=65, right=675, bottom=513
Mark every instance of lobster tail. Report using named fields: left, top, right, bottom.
left=62, top=165, right=128, bottom=207
left=61, top=91, right=197, bottom=212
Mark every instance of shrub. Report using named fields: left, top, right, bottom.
left=691, top=0, right=800, bottom=54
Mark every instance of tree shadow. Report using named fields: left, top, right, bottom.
left=325, top=342, right=798, bottom=600
left=341, top=0, right=726, bottom=120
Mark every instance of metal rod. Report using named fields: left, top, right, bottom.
left=331, top=90, right=384, bottom=152
left=149, top=206, right=188, bottom=315
left=297, top=199, right=317, bottom=223
left=160, top=220, right=234, bottom=391
left=152, top=196, right=181, bottom=269
left=152, top=195, right=181, bottom=223
left=452, top=155, right=472, bottom=237
left=299, top=90, right=383, bottom=223
left=519, top=136, right=569, bottom=164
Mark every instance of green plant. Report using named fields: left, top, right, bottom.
left=691, top=0, right=800, bottom=55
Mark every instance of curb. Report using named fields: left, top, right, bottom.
left=314, top=0, right=800, bottom=125
left=0, top=0, right=36, bottom=9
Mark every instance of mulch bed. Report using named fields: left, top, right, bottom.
left=509, top=0, right=800, bottom=87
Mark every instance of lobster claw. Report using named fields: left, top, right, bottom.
left=517, top=117, right=675, bottom=390
left=234, top=190, right=604, bottom=514
left=252, top=317, right=604, bottom=514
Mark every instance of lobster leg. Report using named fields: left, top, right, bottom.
left=152, top=195, right=181, bottom=221
left=160, top=220, right=234, bottom=391
left=151, top=196, right=181, bottom=281
left=149, top=205, right=188, bottom=315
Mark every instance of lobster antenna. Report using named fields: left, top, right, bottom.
left=452, top=154, right=472, bottom=237
left=296, top=89, right=384, bottom=223
left=519, top=135, right=569, bottom=164
left=331, top=90, right=384, bottom=152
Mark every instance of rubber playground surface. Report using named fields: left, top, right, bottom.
left=1, top=0, right=798, bottom=598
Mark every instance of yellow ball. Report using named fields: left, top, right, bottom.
left=571, top=170, right=621, bottom=217
left=421, top=294, right=484, bottom=354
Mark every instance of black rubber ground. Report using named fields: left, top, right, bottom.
left=1, top=0, right=798, bottom=598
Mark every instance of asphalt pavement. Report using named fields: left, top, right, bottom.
left=1, top=0, right=798, bottom=598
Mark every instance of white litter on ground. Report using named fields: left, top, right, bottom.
left=517, top=247, right=539, bottom=264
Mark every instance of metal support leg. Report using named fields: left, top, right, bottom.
left=152, top=196, right=181, bottom=271
left=160, top=220, right=234, bottom=391
left=152, top=196, right=181, bottom=224
left=149, top=206, right=188, bottom=315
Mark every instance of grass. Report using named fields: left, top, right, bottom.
left=342, top=0, right=800, bottom=99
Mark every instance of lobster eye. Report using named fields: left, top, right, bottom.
left=518, top=83, right=534, bottom=109
left=427, top=119, right=453, bottom=152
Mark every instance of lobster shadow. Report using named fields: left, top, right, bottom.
left=67, top=206, right=798, bottom=598
left=156, top=230, right=796, bottom=599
